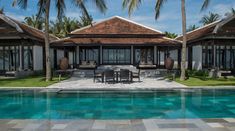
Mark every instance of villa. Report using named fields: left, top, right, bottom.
left=51, top=16, right=182, bottom=70
left=176, top=15, right=235, bottom=72
left=0, top=14, right=58, bottom=77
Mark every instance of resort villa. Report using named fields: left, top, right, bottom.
left=0, top=14, right=235, bottom=78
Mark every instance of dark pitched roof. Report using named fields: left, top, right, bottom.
left=52, top=16, right=181, bottom=46
left=71, top=16, right=163, bottom=35
left=176, top=15, right=235, bottom=42
left=0, top=14, right=59, bottom=42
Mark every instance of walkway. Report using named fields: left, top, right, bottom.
left=48, top=76, right=186, bottom=89
left=1, top=118, right=235, bottom=131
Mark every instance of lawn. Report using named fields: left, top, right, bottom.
left=0, top=75, right=69, bottom=87
left=176, top=77, right=235, bottom=86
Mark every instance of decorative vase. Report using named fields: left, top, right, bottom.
left=165, top=57, right=174, bottom=70
left=59, top=57, right=69, bottom=70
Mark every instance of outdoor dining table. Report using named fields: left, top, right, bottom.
left=99, top=70, right=133, bottom=83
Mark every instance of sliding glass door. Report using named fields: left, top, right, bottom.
left=80, top=47, right=99, bottom=64
left=103, top=47, right=131, bottom=64
left=134, top=47, right=154, bottom=65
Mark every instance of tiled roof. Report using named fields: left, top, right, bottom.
left=52, top=16, right=181, bottom=46
left=71, top=16, right=163, bottom=35
left=0, top=14, right=59, bottom=42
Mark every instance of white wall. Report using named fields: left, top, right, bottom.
left=33, top=45, right=43, bottom=70
left=192, top=45, right=202, bottom=70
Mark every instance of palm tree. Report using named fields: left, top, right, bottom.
left=123, top=0, right=210, bottom=81
left=78, top=14, right=93, bottom=28
left=24, top=15, right=44, bottom=30
left=200, top=12, right=220, bottom=25
left=225, top=8, right=235, bottom=17
left=187, top=25, right=199, bottom=32
left=165, top=31, right=178, bottom=39
left=13, top=0, right=107, bottom=81
left=50, top=16, right=81, bottom=38
left=0, top=7, right=4, bottom=14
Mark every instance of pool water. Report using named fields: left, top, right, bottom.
left=0, top=89, right=235, bottom=119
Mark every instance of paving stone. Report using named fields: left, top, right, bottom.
left=203, top=119, right=228, bottom=123
left=207, top=123, right=224, bottom=128
left=224, top=118, right=235, bottom=123
left=51, top=124, right=67, bottom=129
left=143, top=119, right=159, bottom=131
left=157, top=123, right=198, bottom=128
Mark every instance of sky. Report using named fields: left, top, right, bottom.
left=1, top=0, right=235, bottom=34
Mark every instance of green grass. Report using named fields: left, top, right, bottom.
left=0, top=75, right=69, bottom=87
left=176, top=77, right=235, bottom=86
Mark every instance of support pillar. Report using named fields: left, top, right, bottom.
left=100, top=46, right=103, bottom=65
left=131, top=46, right=134, bottom=65
left=19, top=45, right=23, bottom=71
left=76, top=46, right=80, bottom=65
left=154, top=46, right=157, bottom=65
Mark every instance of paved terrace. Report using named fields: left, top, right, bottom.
left=1, top=118, right=235, bottom=131
left=48, top=76, right=186, bottom=89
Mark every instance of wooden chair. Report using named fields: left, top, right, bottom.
left=120, top=69, right=131, bottom=82
left=104, top=70, right=115, bottom=83
left=132, top=69, right=141, bottom=82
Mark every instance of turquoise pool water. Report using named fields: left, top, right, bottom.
left=0, top=89, right=235, bottom=119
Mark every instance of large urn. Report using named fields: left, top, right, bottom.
left=59, top=57, right=69, bottom=70
left=165, top=57, right=174, bottom=70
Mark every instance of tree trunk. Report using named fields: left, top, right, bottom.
left=180, top=0, right=187, bottom=81
left=45, top=0, right=52, bottom=81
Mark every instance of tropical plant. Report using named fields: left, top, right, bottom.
left=50, top=17, right=80, bottom=38
left=24, top=15, right=44, bottom=30
left=164, top=31, right=178, bottom=39
left=0, top=7, right=4, bottom=14
left=200, top=12, right=220, bottom=25
left=187, top=25, right=199, bottom=32
left=122, top=0, right=210, bottom=81
left=78, top=14, right=93, bottom=28
left=13, top=0, right=107, bottom=81
left=225, top=8, right=235, bottom=17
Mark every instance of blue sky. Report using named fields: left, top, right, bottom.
left=1, top=0, right=235, bottom=34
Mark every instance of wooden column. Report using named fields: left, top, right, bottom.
left=131, top=45, right=134, bottom=65
left=19, top=45, right=23, bottom=71
left=76, top=46, right=80, bottom=65
left=154, top=46, right=157, bottom=65
left=100, top=46, right=103, bottom=64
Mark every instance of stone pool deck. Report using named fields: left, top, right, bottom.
left=47, top=76, right=186, bottom=89
left=1, top=118, right=235, bottom=131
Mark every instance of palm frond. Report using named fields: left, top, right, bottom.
left=201, top=0, right=210, bottom=11
left=12, top=0, right=28, bottom=9
left=55, top=0, right=66, bottom=21
left=122, top=0, right=142, bottom=16
left=155, top=0, right=167, bottom=20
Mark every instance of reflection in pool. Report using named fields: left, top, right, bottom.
left=0, top=89, right=235, bottom=119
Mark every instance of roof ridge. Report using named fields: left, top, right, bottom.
left=70, top=16, right=163, bottom=34
left=175, top=20, right=220, bottom=40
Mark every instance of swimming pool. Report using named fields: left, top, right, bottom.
left=0, top=89, right=235, bottom=119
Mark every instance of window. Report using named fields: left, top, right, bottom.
left=80, top=47, right=99, bottom=64
left=134, top=47, right=154, bottom=65
left=103, top=47, right=131, bottom=64
left=202, top=45, right=213, bottom=68
left=0, top=46, right=20, bottom=71
left=23, top=46, right=33, bottom=70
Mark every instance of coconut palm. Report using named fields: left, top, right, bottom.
left=187, top=25, right=199, bottom=32
left=24, top=15, right=44, bottom=30
left=78, top=14, right=93, bottom=28
left=50, top=16, right=81, bottom=38
left=200, top=12, right=220, bottom=25
left=123, top=0, right=210, bottom=81
left=165, top=31, right=178, bottom=39
left=0, top=7, right=4, bottom=14
left=225, top=8, right=235, bottom=17
left=13, top=0, right=107, bottom=81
